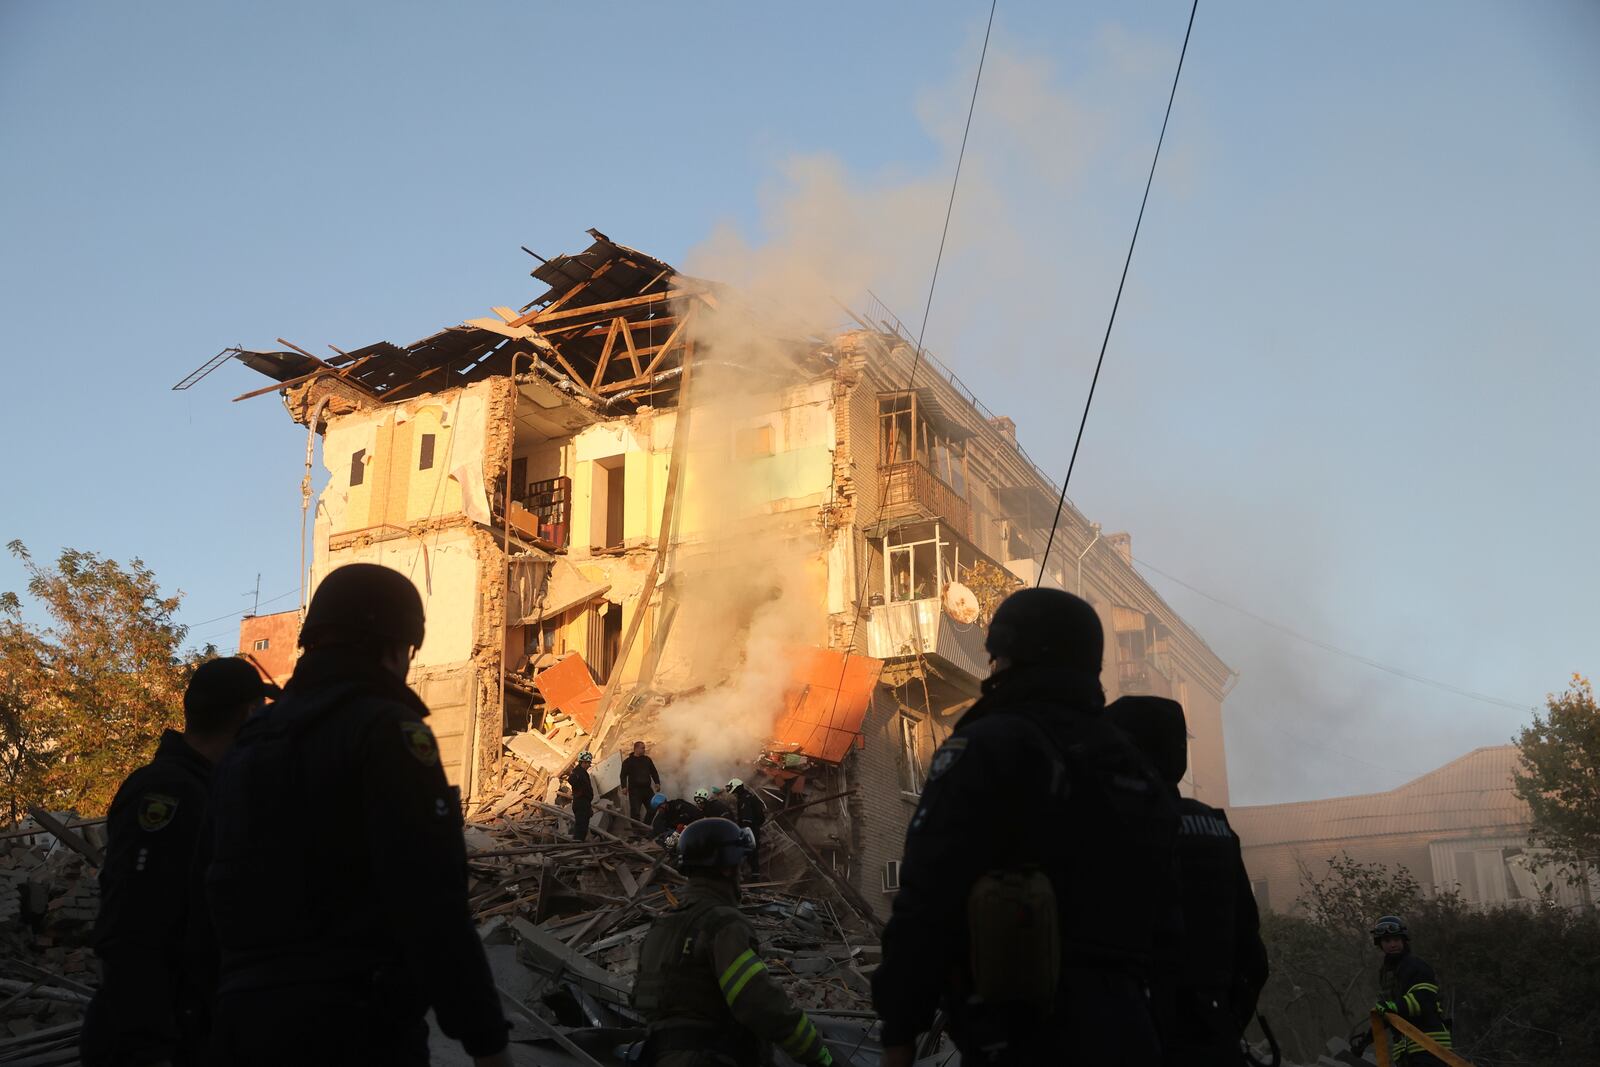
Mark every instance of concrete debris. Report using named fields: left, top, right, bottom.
left=0, top=816, right=104, bottom=1062
left=2, top=779, right=896, bottom=1064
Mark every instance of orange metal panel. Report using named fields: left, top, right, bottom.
left=534, top=653, right=603, bottom=733
left=769, top=647, right=885, bottom=764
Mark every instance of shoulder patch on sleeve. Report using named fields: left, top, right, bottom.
left=926, top=737, right=968, bottom=782
left=137, top=792, right=181, bottom=832
left=398, top=720, right=439, bottom=765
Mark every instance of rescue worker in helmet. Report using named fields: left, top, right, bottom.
left=632, top=818, right=837, bottom=1066
left=651, top=793, right=700, bottom=845
left=872, top=587, right=1180, bottom=1067
left=1369, top=916, right=1451, bottom=1064
left=1108, top=695, right=1268, bottom=1066
left=565, top=751, right=596, bottom=841
left=205, top=563, right=510, bottom=1065
left=726, top=778, right=766, bottom=877
left=694, top=786, right=733, bottom=822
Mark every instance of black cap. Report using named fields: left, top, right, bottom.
left=300, top=563, right=425, bottom=649
left=184, top=657, right=271, bottom=732
left=985, top=588, right=1103, bottom=674
left=1106, top=695, right=1188, bottom=785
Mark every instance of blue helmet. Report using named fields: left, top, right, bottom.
left=649, top=792, right=668, bottom=812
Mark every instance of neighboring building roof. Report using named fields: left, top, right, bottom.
left=1231, top=745, right=1528, bottom=848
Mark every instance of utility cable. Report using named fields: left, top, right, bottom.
left=825, top=0, right=998, bottom=724
left=1132, top=555, right=1530, bottom=712
left=1037, top=0, right=1199, bottom=583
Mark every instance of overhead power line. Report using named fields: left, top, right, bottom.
left=826, top=0, right=998, bottom=720
left=1038, top=0, right=1199, bottom=581
left=1132, top=556, right=1531, bottom=712
left=183, top=588, right=296, bottom=631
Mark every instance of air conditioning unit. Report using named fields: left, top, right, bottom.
left=882, top=860, right=902, bottom=893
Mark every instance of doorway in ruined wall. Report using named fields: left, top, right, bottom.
left=586, top=600, right=623, bottom=683
left=591, top=456, right=626, bottom=550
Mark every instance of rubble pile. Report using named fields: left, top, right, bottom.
left=0, top=819, right=102, bottom=1062
left=462, top=774, right=884, bottom=1044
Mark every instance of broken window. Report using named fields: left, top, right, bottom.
left=899, top=714, right=926, bottom=794
left=885, top=523, right=961, bottom=603
left=419, top=433, right=436, bottom=471
left=349, top=449, right=366, bottom=487
left=879, top=394, right=913, bottom=465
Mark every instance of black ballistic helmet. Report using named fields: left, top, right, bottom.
left=1106, top=695, right=1189, bottom=785
left=1370, top=915, right=1409, bottom=945
left=184, top=657, right=272, bottom=731
left=300, top=563, right=425, bottom=650
left=677, top=817, right=755, bottom=870
left=985, top=588, right=1103, bottom=674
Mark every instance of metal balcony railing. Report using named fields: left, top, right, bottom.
left=880, top=460, right=971, bottom=538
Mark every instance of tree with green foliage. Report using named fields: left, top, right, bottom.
left=1513, top=674, right=1600, bottom=893
left=0, top=541, right=211, bottom=819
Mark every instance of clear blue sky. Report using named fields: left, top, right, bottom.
left=3, top=1, right=1595, bottom=805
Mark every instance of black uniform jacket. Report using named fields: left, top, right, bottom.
left=204, top=647, right=507, bottom=1057
left=569, top=763, right=594, bottom=801
left=872, top=663, right=1181, bottom=1049
left=1164, top=797, right=1269, bottom=1043
left=651, top=798, right=700, bottom=839
left=620, top=753, right=660, bottom=791
left=85, top=730, right=214, bottom=1063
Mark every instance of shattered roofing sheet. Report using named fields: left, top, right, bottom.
left=231, top=232, right=686, bottom=405
left=534, top=653, right=604, bottom=733
left=771, top=648, right=885, bottom=764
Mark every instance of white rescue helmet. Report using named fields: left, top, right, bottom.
left=694, top=787, right=711, bottom=802
left=727, top=777, right=744, bottom=792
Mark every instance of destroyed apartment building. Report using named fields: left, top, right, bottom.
left=214, top=230, right=1233, bottom=916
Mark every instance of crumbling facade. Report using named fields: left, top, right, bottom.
left=224, top=231, right=1232, bottom=914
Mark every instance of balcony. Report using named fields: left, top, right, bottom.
left=880, top=460, right=971, bottom=539
left=1116, top=655, right=1174, bottom=698
left=866, top=598, right=990, bottom=683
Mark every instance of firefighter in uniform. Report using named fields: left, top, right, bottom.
left=726, top=778, right=766, bottom=877
left=567, top=750, right=596, bottom=841
left=872, top=588, right=1181, bottom=1067
left=1371, top=916, right=1452, bottom=1065
left=204, top=564, right=510, bottom=1066
left=1109, top=695, right=1269, bottom=1067
left=650, top=793, right=700, bottom=844
left=694, top=786, right=733, bottom=822
left=633, top=817, right=836, bottom=1065
left=81, top=657, right=269, bottom=1066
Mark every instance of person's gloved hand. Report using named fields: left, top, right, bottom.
left=1374, top=999, right=1398, bottom=1016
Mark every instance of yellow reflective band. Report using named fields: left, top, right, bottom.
left=1404, top=993, right=1420, bottom=1015
left=1408, top=982, right=1439, bottom=994
left=782, top=1017, right=808, bottom=1048
left=719, top=949, right=756, bottom=990
left=787, top=1018, right=818, bottom=1057
left=724, top=958, right=766, bottom=1005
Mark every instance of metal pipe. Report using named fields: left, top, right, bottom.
left=1075, top=522, right=1102, bottom=597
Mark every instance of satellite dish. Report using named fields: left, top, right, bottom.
left=944, top=582, right=980, bottom=624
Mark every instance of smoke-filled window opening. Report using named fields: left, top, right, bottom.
left=879, top=393, right=914, bottom=465
left=878, top=391, right=970, bottom=500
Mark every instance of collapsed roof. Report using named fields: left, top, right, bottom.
left=209, top=229, right=829, bottom=422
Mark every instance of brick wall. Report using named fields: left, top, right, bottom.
left=237, top=610, right=300, bottom=688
